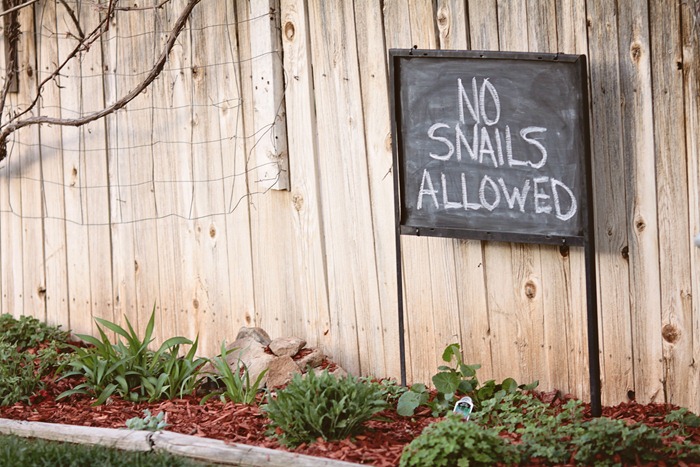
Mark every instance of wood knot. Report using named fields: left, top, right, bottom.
left=284, top=21, right=295, bottom=41
left=662, top=324, right=680, bottom=344
left=193, top=299, right=200, bottom=309
left=209, top=225, right=216, bottom=238
left=524, top=280, right=537, bottom=299
left=635, top=217, right=646, bottom=232
left=630, top=42, right=642, bottom=63
left=292, top=193, right=304, bottom=212
left=559, top=245, right=569, bottom=257
left=436, top=6, right=449, bottom=29
left=621, top=245, right=629, bottom=260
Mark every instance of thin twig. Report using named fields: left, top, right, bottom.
left=57, top=0, right=85, bottom=40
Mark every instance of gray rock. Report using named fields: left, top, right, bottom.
left=269, top=336, right=306, bottom=358
left=235, top=327, right=272, bottom=346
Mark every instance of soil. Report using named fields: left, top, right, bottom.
left=1, top=371, right=699, bottom=467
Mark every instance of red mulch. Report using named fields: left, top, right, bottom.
left=1, top=371, right=699, bottom=465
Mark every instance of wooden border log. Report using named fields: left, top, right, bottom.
left=0, top=418, right=152, bottom=451
left=151, top=430, right=361, bottom=467
left=0, top=418, right=362, bottom=466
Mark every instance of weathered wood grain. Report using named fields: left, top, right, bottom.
left=617, top=0, right=664, bottom=404
left=280, top=0, right=332, bottom=350
left=650, top=0, right=693, bottom=409
left=249, top=0, right=289, bottom=191
left=35, top=0, right=69, bottom=330
left=586, top=0, right=635, bottom=404
left=681, top=0, right=700, bottom=415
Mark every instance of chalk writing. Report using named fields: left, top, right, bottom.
left=418, top=77, right=578, bottom=222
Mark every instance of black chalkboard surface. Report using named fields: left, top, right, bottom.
left=389, top=49, right=591, bottom=246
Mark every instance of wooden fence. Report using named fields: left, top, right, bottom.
left=0, top=0, right=698, bottom=413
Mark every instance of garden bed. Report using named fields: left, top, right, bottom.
left=1, top=374, right=698, bottom=466
left=1, top=313, right=699, bottom=466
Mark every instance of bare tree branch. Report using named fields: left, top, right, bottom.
left=0, top=0, right=37, bottom=18
left=0, top=0, right=202, bottom=161
left=1, top=0, right=115, bottom=129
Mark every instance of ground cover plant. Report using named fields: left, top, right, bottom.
left=0, top=315, right=698, bottom=466
left=0, top=314, right=71, bottom=406
left=0, top=434, right=209, bottom=466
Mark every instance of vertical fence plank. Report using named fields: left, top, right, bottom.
left=616, top=0, right=664, bottom=404
left=682, top=0, right=700, bottom=415
left=151, top=0, right=194, bottom=343
left=383, top=0, right=443, bottom=385
left=16, top=3, right=45, bottom=321
left=41, top=1, right=72, bottom=327
left=54, top=0, right=92, bottom=336
left=279, top=0, right=332, bottom=351
left=221, top=0, right=256, bottom=346
left=650, top=0, right=693, bottom=409
left=187, top=0, right=236, bottom=354
left=78, top=3, right=114, bottom=335
left=0, top=2, right=32, bottom=318
left=237, top=0, right=296, bottom=340
left=587, top=0, right=635, bottom=404
left=36, top=0, right=70, bottom=330
left=306, top=0, right=385, bottom=376
left=126, top=4, right=161, bottom=339
left=353, top=0, right=400, bottom=378
left=555, top=0, right=591, bottom=400
left=527, top=0, right=577, bottom=396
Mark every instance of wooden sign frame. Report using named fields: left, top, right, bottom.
left=389, top=48, right=601, bottom=416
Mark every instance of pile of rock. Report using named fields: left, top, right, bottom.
left=201, top=327, right=346, bottom=389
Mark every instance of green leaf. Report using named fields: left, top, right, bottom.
left=432, top=371, right=460, bottom=395
left=501, top=377, right=518, bottom=393
left=441, top=343, right=460, bottom=363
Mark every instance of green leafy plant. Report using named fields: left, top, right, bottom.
left=474, top=394, right=585, bottom=464
left=57, top=306, right=202, bottom=404
left=0, top=343, right=44, bottom=406
left=360, top=377, right=407, bottom=404
left=0, top=313, right=70, bottom=350
left=0, top=314, right=70, bottom=406
left=570, top=417, right=666, bottom=466
left=200, top=341, right=267, bottom=405
left=397, top=343, right=537, bottom=417
left=399, top=414, right=520, bottom=467
left=264, top=370, right=388, bottom=447
left=126, top=409, right=169, bottom=431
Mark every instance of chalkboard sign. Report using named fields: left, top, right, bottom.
left=389, top=49, right=592, bottom=246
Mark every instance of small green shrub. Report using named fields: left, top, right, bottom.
left=264, top=370, right=388, bottom=447
left=200, top=341, right=267, bottom=405
left=397, top=343, right=537, bottom=417
left=126, top=409, right=169, bottom=431
left=399, top=414, right=520, bottom=467
left=57, top=306, right=204, bottom=404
